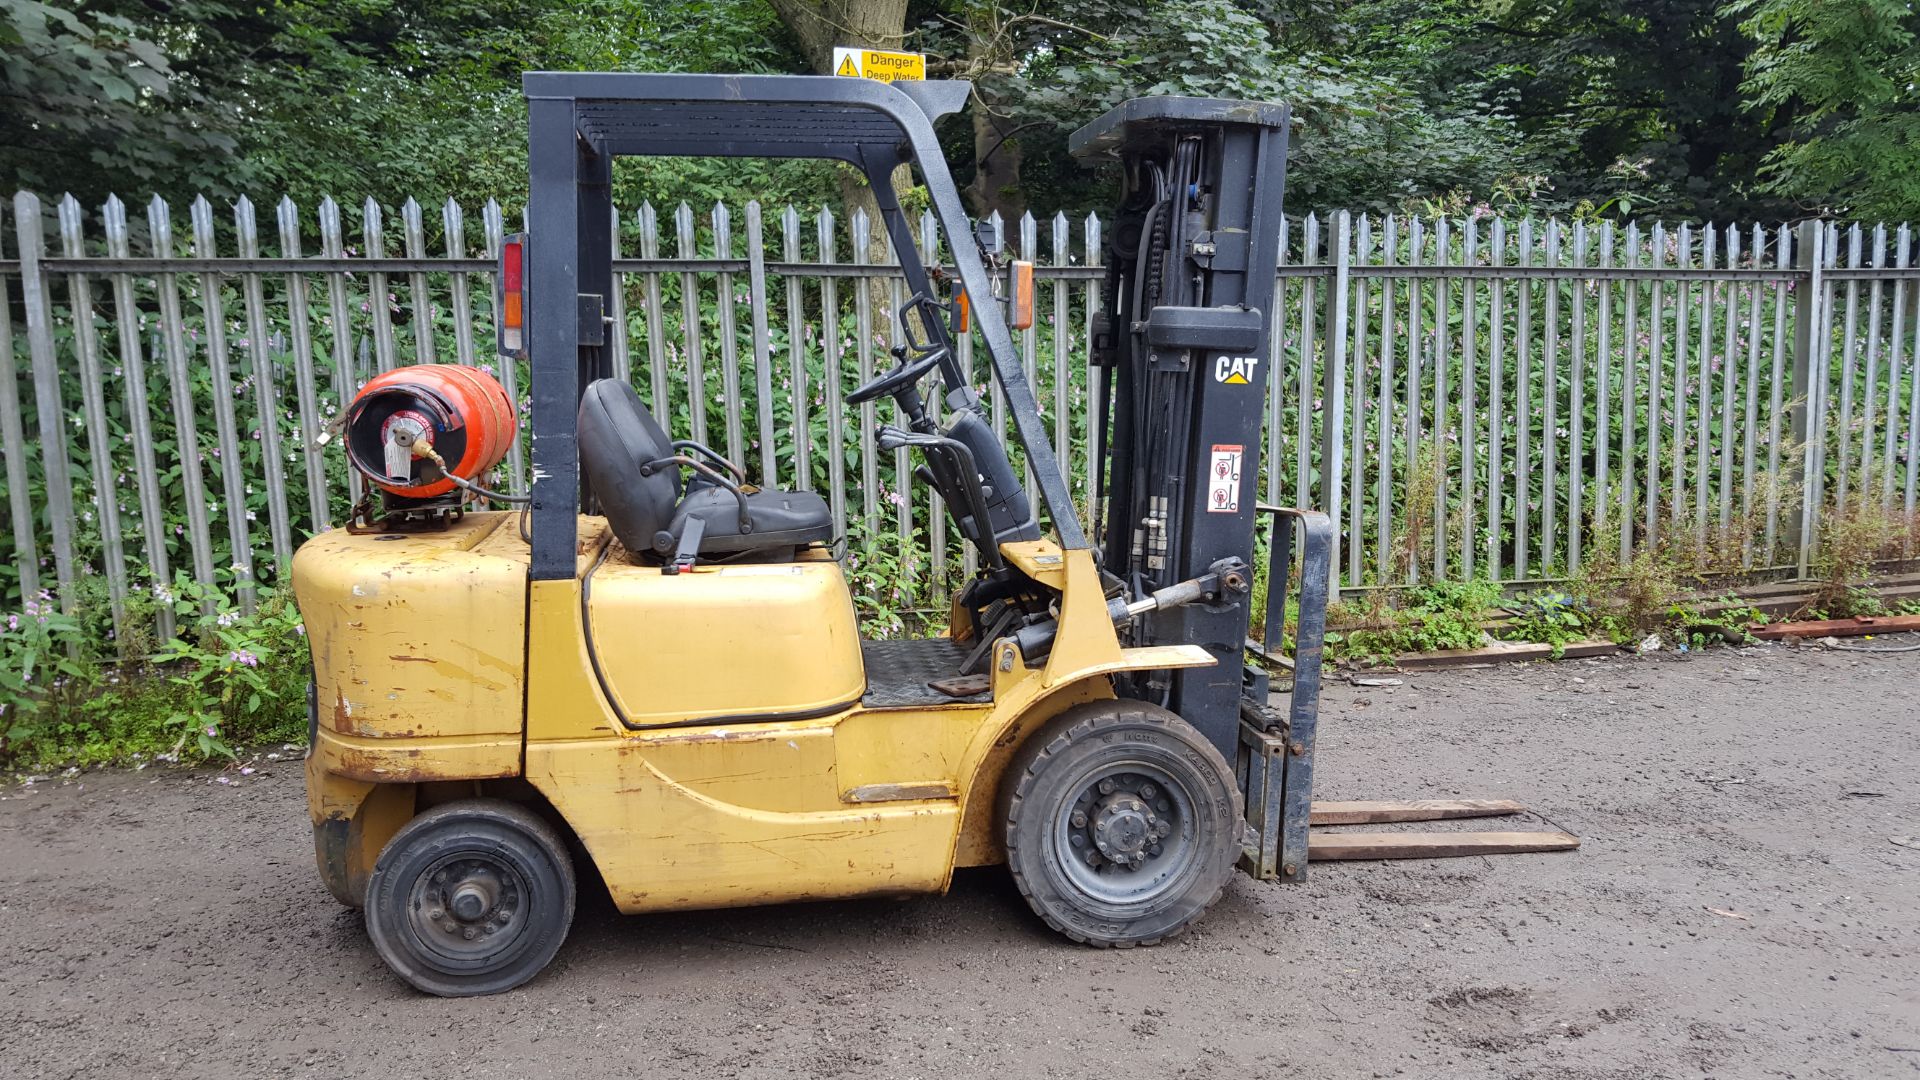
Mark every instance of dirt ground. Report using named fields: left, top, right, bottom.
left=2, top=640, right=1916, bottom=1080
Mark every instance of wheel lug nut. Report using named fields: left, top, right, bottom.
left=428, top=908, right=444, bottom=920
left=1069, top=834, right=1086, bottom=848
left=1148, top=843, right=1162, bottom=857
left=1140, top=783, right=1157, bottom=798
left=1085, top=851, right=1100, bottom=865
left=1157, top=799, right=1170, bottom=812
left=1098, top=779, right=1116, bottom=795
left=1070, top=811, right=1088, bottom=829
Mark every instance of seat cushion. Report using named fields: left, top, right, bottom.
left=665, top=486, right=835, bottom=554
left=578, top=379, right=680, bottom=553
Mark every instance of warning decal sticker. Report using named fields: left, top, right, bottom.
left=1206, top=444, right=1243, bottom=514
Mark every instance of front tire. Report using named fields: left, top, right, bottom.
left=364, top=799, right=576, bottom=997
left=1000, top=699, right=1243, bottom=947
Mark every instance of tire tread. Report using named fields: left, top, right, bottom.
left=999, top=700, right=1241, bottom=948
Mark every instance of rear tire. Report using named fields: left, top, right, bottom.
left=1000, top=699, right=1242, bottom=947
left=365, top=799, right=576, bottom=997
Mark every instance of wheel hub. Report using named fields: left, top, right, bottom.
left=1091, top=793, right=1157, bottom=865
left=1073, top=775, right=1177, bottom=871
left=419, top=859, right=520, bottom=943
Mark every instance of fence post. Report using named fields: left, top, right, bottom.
left=1790, top=219, right=1822, bottom=578
left=149, top=195, right=220, bottom=600
left=190, top=196, right=258, bottom=609
left=104, top=195, right=174, bottom=637
left=713, top=202, right=745, bottom=467
left=606, top=201, right=631, bottom=384
left=56, top=194, right=129, bottom=639
left=1319, top=211, right=1351, bottom=600
left=280, top=197, right=332, bottom=531
left=13, top=192, right=79, bottom=611
left=745, top=201, right=776, bottom=489
left=0, top=200, right=37, bottom=604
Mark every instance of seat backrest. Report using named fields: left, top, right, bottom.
left=578, top=378, right=680, bottom=553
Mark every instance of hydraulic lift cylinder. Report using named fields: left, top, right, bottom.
left=1069, top=98, right=1292, bottom=761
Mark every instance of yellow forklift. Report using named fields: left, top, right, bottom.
left=297, top=72, right=1332, bottom=996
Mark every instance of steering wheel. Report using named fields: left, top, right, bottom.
left=846, top=346, right=948, bottom=405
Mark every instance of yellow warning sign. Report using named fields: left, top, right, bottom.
left=830, top=46, right=927, bottom=83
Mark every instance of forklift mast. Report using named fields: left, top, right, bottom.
left=1072, top=99, right=1332, bottom=883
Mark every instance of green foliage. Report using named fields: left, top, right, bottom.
left=0, top=0, right=831, bottom=211
left=0, top=591, right=94, bottom=756
left=1501, top=590, right=1595, bottom=656
left=0, top=0, right=241, bottom=197
left=0, top=575, right=310, bottom=772
left=1332, top=579, right=1502, bottom=661
left=10, top=0, right=1906, bottom=222
left=929, top=0, right=1532, bottom=215
left=1732, top=0, right=1920, bottom=219
left=1447, top=0, right=1788, bottom=219
left=841, top=516, right=934, bottom=639
left=150, top=578, right=311, bottom=761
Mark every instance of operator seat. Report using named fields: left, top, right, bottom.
left=577, top=378, right=834, bottom=559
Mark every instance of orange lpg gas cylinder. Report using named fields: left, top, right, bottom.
left=342, top=364, right=516, bottom=499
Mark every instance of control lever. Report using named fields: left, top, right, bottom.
left=876, top=423, right=1005, bottom=570
left=1010, top=557, right=1251, bottom=661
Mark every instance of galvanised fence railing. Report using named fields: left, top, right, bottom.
left=4, top=189, right=1919, bottom=641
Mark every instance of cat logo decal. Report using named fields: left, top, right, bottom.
left=1215, top=355, right=1259, bottom=385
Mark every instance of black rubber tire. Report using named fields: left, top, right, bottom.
left=999, top=699, right=1243, bottom=947
left=364, top=799, right=576, bottom=997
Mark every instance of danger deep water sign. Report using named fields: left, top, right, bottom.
left=831, top=47, right=926, bottom=83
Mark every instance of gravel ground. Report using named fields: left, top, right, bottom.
left=2, top=640, right=1916, bottom=1080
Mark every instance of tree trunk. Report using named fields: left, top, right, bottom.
left=768, top=0, right=914, bottom=280
left=967, top=107, right=1027, bottom=221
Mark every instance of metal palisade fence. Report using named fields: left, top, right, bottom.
left=4, top=189, right=1920, bottom=640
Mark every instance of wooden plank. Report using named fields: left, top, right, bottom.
left=1389, top=638, right=1617, bottom=669
left=1310, top=799, right=1524, bottom=825
left=1309, top=831, right=1580, bottom=861
left=1749, top=613, right=1920, bottom=639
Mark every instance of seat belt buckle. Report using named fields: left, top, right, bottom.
left=662, top=516, right=706, bottom=576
